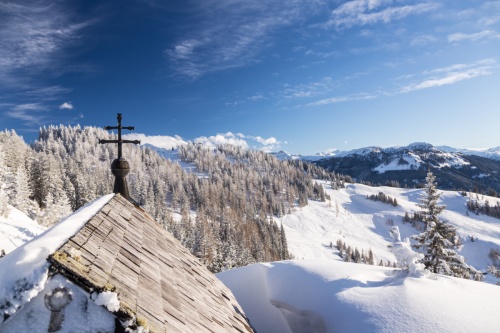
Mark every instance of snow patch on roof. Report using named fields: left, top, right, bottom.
left=93, top=291, right=120, bottom=312
left=0, top=194, right=114, bottom=322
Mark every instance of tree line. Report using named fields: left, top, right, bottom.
left=0, top=126, right=344, bottom=272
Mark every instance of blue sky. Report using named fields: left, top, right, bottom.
left=1, top=0, right=499, bottom=154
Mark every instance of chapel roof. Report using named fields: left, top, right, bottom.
left=48, top=194, right=253, bottom=333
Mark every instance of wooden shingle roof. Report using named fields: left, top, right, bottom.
left=49, top=194, right=253, bottom=333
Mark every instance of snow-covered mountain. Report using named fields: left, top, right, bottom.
left=272, top=143, right=500, bottom=163
left=270, top=150, right=338, bottom=162
left=437, top=146, right=500, bottom=161
left=313, top=142, right=500, bottom=193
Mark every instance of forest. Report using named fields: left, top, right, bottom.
left=0, top=126, right=345, bottom=272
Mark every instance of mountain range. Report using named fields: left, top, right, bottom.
left=274, top=143, right=500, bottom=194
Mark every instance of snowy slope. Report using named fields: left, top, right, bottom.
left=0, top=206, right=45, bottom=255
left=274, top=181, right=500, bottom=280
left=2, top=176, right=500, bottom=333
left=218, top=260, right=500, bottom=333
left=218, top=182, right=500, bottom=333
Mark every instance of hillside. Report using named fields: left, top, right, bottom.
left=217, top=182, right=500, bottom=333
left=0, top=126, right=342, bottom=272
left=313, top=143, right=500, bottom=194
left=2, top=179, right=500, bottom=332
left=0, top=206, right=45, bottom=255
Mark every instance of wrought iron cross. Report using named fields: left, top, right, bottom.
left=99, top=113, right=140, bottom=200
left=98, top=113, right=140, bottom=158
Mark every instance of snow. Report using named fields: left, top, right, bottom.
left=0, top=194, right=114, bottom=322
left=0, top=274, right=115, bottom=333
left=272, top=181, right=500, bottom=277
left=94, top=291, right=120, bottom=312
left=218, top=259, right=500, bottom=333
left=218, top=181, right=500, bottom=332
left=373, top=153, right=422, bottom=173
left=0, top=206, right=45, bottom=255
left=3, top=179, right=500, bottom=332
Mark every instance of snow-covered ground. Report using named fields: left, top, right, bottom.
left=2, top=182, right=500, bottom=333
left=0, top=206, right=45, bottom=255
left=273, top=181, right=500, bottom=278
left=218, top=259, right=500, bottom=333
left=218, top=182, right=500, bottom=333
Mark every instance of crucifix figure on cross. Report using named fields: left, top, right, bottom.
left=99, top=113, right=140, bottom=201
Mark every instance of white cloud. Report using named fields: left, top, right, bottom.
left=59, top=102, right=73, bottom=110
left=123, top=133, right=187, bottom=150
left=124, top=132, right=282, bottom=152
left=252, top=136, right=278, bottom=145
left=326, top=1, right=439, bottom=29
left=194, top=132, right=249, bottom=148
left=447, top=30, right=498, bottom=43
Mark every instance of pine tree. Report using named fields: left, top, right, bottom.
left=0, top=147, right=10, bottom=217
left=280, top=223, right=289, bottom=259
left=412, top=170, right=479, bottom=279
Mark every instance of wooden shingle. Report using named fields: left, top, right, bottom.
left=49, top=194, right=253, bottom=333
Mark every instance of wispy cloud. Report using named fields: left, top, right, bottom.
left=23, top=86, right=72, bottom=100
left=410, top=34, right=438, bottom=46
left=0, top=1, right=91, bottom=126
left=283, top=77, right=338, bottom=99
left=5, top=103, right=47, bottom=124
left=165, top=0, right=326, bottom=80
left=308, top=93, right=377, bottom=106
left=326, top=1, right=439, bottom=29
left=448, top=30, right=499, bottom=43
left=400, top=59, right=495, bottom=93
left=305, top=59, right=496, bottom=107
left=0, top=1, right=90, bottom=76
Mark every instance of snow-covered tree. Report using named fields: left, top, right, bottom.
left=389, top=226, right=426, bottom=276
left=412, top=171, right=479, bottom=279
left=0, top=147, right=10, bottom=217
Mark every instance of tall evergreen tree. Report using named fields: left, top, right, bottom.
left=412, top=170, right=479, bottom=279
left=0, top=147, right=9, bottom=217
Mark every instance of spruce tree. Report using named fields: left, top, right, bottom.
left=412, top=170, right=479, bottom=279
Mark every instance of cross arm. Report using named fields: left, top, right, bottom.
left=99, top=139, right=140, bottom=145
left=123, top=140, right=141, bottom=145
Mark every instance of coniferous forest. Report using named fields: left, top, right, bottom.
left=0, top=126, right=344, bottom=272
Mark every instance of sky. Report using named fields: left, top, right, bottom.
left=0, top=0, right=499, bottom=154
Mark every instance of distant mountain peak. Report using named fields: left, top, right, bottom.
left=406, top=142, right=434, bottom=151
